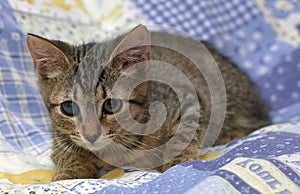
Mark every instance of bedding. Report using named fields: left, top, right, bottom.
left=0, top=0, right=299, bottom=193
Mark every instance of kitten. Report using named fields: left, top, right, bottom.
left=27, top=25, right=269, bottom=181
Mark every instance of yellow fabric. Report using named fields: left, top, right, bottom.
left=0, top=169, right=126, bottom=184
left=0, top=170, right=55, bottom=184
left=199, top=152, right=222, bottom=160
left=99, top=168, right=125, bottom=180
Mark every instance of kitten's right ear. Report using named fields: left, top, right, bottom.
left=110, top=25, right=151, bottom=75
left=27, top=34, right=69, bottom=78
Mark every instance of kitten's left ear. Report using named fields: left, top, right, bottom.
left=27, top=34, right=70, bottom=78
left=110, top=24, right=151, bottom=72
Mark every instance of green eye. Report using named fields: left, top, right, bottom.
left=61, top=101, right=80, bottom=117
left=103, top=98, right=122, bottom=115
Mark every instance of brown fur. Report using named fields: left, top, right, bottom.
left=27, top=25, right=269, bottom=181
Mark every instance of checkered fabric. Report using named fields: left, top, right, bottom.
left=135, top=0, right=261, bottom=40
left=0, top=1, right=52, bottom=154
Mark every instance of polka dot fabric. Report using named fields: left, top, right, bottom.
left=181, top=123, right=300, bottom=193
left=258, top=48, right=300, bottom=123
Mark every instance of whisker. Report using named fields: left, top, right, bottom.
left=111, top=142, right=140, bottom=167
left=52, top=139, right=74, bottom=164
left=126, top=147, right=154, bottom=168
left=115, top=130, right=161, bottom=141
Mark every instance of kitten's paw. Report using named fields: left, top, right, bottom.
left=52, top=172, right=74, bottom=181
left=52, top=168, right=97, bottom=181
left=156, top=156, right=199, bottom=172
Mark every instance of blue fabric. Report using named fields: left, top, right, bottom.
left=0, top=0, right=52, bottom=154
left=97, top=166, right=212, bottom=194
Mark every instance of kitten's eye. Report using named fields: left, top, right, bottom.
left=60, top=101, right=80, bottom=117
left=103, top=98, right=122, bottom=115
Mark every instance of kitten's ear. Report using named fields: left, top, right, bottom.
left=27, top=34, right=70, bottom=78
left=110, top=25, right=151, bottom=73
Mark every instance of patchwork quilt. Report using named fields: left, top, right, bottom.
left=0, top=0, right=299, bottom=193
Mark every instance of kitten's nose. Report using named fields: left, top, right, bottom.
left=84, top=133, right=100, bottom=144
left=82, top=111, right=102, bottom=144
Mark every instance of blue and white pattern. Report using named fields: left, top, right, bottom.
left=0, top=0, right=52, bottom=155
left=2, top=124, right=299, bottom=193
left=0, top=0, right=300, bottom=193
left=135, top=0, right=262, bottom=40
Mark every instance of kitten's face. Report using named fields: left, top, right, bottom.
left=27, top=26, right=153, bottom=152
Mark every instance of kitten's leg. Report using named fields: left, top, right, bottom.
left=52, top=144, right=99, bottom=181
left=214, top=126, right=254, bottom=145
left=155, top=124, right=203, bottom=172
left=156, top=139, right=200, bottom=172
left=53, top=159, right=97, bottom=181
left=215, top=100, right=269, bottom=145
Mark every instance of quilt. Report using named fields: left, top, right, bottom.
left=0, top=0, right=300, bottom=193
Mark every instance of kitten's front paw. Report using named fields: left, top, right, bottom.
left=52, top=171, right=74, bottom=181
left=52, top=168, right=97, bottom=181
left=156, top=155, right=199, bottom=172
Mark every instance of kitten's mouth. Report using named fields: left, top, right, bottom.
left=82, top=135, right=115, bottom=151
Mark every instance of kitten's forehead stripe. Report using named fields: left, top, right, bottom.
left=101, top=86, right=107, bottom=98
left=74, top=43, right=108, bottom=96
left=74, top=43, right=89, bottom=64
left=96, top=69, right=106, bottom=97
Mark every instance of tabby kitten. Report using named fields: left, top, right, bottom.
left=27, top=25, right=269, bottom=181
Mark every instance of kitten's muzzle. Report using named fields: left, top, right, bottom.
left=81, top=123, right=102, bottom=144
left=84, top=133, right=100, bottom=144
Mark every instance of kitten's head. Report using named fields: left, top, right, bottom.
left=27, top=25, right=153, bottom=152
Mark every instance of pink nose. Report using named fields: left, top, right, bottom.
left=84, top=132, right=100, bottom=144
left=80, top=104, right=102, bottom=144
left=81, top=121, right=102, bottom=144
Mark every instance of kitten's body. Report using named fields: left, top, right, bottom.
left=27, top=25, right=269, bottom=181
